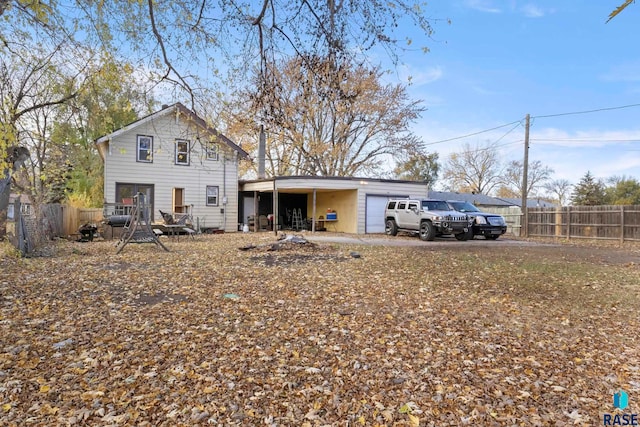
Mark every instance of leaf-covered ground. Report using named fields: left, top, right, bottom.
left=1, top=234, right=639, bottom=426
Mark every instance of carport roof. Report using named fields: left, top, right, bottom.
left=240, top=176, right=428, bottom=192
left=240, top=175, right=424, bottom=185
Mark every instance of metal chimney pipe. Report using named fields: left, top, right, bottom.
left=258, top=125, right=266, bottom=179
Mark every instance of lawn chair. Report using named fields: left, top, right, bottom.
left=159, top=210, right=196, bottom=239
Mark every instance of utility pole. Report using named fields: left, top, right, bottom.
left=521, top=114, right=530, bottom=237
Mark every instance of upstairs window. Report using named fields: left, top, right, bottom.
left=137, top=135, right=153, bottom=162
left=175, top=139, right=190, bottom=165
left=206, top=142, right=219, bottom=161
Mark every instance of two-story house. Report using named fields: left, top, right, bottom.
left=95, top=103, right=248, bottom=233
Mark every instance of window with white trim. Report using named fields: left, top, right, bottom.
left=206, top=186, right=219, bottom=206
left=137, top=135, right=153, bottom=162
left=206, top=142, right=219, bottom=160
left=175, top=139, right=190, bottom=165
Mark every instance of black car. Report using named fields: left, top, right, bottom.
left=447, top=200, right=507, bottom=240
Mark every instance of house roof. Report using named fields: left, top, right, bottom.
left=427, top=191, right=557, bottom=208
left=94, top=102, right=248, bottom=160
left=8, top=193, right=32, bottom=204
left=495, top=197, right=557, bottom=208
left=428, top=190, right=512, bottom=207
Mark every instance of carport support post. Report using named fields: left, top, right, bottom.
left=273, top=180, right=278, bottom=236
left=253, top=191, right=258, bottom=232
left=312, top=188, right=317, bottom=232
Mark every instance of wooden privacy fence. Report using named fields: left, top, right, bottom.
left=6, top=200, right=65, bottom=255
left=61, top=206, right=103, bottom=236
left=7, top=203, right=104, bottom=254
left=527, top=205, right=640, bottom=242
left=484, top=206, right=523, bottom=237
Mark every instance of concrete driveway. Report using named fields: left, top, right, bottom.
left=304, top=233, right=558, bottom=247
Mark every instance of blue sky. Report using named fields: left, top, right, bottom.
left=388, top=0, right=640, bottom=188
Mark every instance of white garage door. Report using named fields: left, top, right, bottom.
left=365, top=195, right=397, bottom=233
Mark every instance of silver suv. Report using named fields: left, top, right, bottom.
left=384, top=199, right=472, bottom=241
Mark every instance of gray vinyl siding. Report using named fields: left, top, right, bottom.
left=103, top=113, right=240, bottom=232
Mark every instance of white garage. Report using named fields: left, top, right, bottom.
left=240, top=176, right=429, bottom=235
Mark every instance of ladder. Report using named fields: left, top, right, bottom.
left=291, top=208, right=303, bottom=231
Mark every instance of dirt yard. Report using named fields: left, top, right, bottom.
left=1, top=233, right=639, bottom=426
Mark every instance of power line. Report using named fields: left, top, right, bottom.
left=442, top=140, right=522, bottom=159
left=455, top=125, right=523, bottom=156
left=473, top=140, right=521, bottom=153
left=422, top=120, right=522, bottom=147
left=422, top=102, right=640, bottom=148
left=532, top=138, right=640, bottom=143
left=494, top=122, right=521, bottom=144
left=434, top=121, right=523, bottom=159
left=532, top=103, right=640, bottom=119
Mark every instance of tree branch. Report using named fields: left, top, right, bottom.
left=147, top=0, right=195, bottom=108
left=192, top=0, right=207, bottom=29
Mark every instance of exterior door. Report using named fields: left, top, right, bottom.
left=173, top=188, right=185, bottom=213
left=365, top=196, right=391, bottom=233
left=395, top=200, right=409, bottom=228
left=406, top=201, right=420, bottom=230
left=365, top=195, right=409, bottom=233
left=242, top=196, right=256, bottom=225
left=115, top=183, right=154, bottom=220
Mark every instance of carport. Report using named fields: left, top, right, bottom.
left=239, top=176, right=429, bottom=234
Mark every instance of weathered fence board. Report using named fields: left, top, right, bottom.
left=484, top=206, right=523, bottom=236
left=61, top=206, right=103, bottom=236
left=527, top=205, right=640, bottom=242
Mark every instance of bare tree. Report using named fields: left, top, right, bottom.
left=502, top=159, right=553, bottom=198
left=442, top=142, right=503, bottom=194
left=1, top=1, right=152, bottom=200
left=0, top=0, right=105, bottom=166
left=235, top=56, right=425, bottom=177
left=0, top=40, right=82, bottom=183
left=65, top=1, right=441, bottom=114
left=543, top=179, right=573, bottom=206
left=394, top=150, right=440, bottom=186
left=1, top=0, right=443, bottom=206
left=494, top=185, right=519, bottom=199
